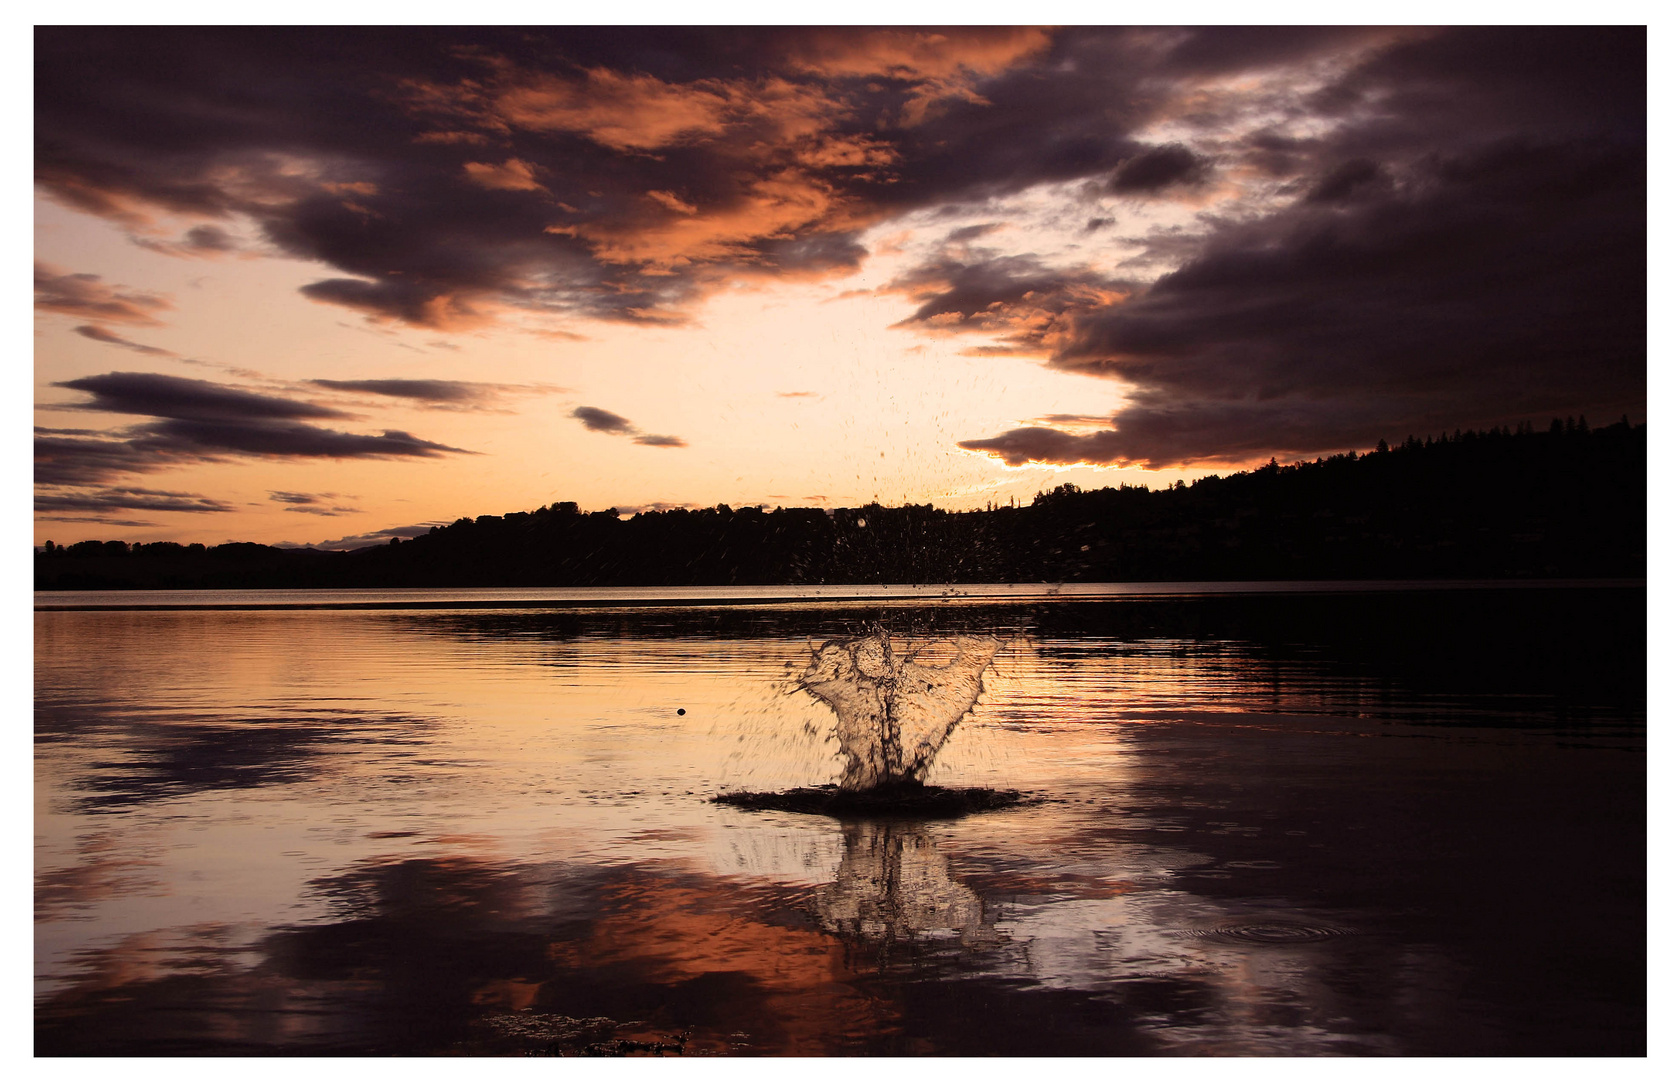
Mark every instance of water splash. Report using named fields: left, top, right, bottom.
left=711, top=629, right=1022, bottom=816
left=798, top=630, right=1002, bottom=791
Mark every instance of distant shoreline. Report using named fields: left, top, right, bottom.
left=34, top=578, right=1646, bottom=611
left=36, top=423, right=1647, bottom=592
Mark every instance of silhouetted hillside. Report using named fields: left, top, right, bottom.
left=36, top=418, right=1645, bottom=589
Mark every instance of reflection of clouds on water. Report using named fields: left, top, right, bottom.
left=41, top=853, right=895, bottom=1055
left=23, top=827, right=1538, bottom=1057
left=34, top=596, right=1645, bottom=1054
left=35, top=831, right=167, bottom=924
left=789, top=811, right=1422, bottom=1055
left=698, top=812, right=1416, bottom=1054
left=40, top=709, right=432, bottom=813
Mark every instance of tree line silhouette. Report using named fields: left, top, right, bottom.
left=37, top=417, right=1645, bottom=589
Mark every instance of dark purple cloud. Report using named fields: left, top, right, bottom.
left=958, top=427, right=1125, bottom=468
left=36, top=515, right=158, bottom=528
left=37, top=373, right=472, bottom=485
left=34, top=486, right=233, bottom=514
left=54, top=372, right=350, bottom=422
left=310, top=378, right=497, bottom=404
left=1155, top=26, right=1390, bottom=76
left=73, top=324, right=177, bottom=357
left=569, top=405, right=687, bottom=448
left=1304, top=158, right=1388, bottom=205
left=141, top=419, right=468, bottom=459
left=913, top=28, right=1646, bottom=467
left=35, top=430, right=175, bottom=487
left=1108, top=144, right=1210, bottom=195
left=964, top=138, right=1641, bottom=467
left=570, top=406, right=634, bottom=434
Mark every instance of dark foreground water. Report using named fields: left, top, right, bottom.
left=35, top=583, right=1645, bottom=1056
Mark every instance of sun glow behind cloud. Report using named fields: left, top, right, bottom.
left=33, top=26, right=1645, bottom=545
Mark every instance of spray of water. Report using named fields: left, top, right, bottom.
left=799, top=631, right=1002, bottom=790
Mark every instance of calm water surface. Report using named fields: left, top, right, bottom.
left=35, top=584, right=1644, bottom=1055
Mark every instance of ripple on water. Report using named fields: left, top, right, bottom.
left=1184, top=921, right=1355, bottom=945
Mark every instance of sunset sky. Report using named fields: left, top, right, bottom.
left=33, top=23, right=1646, bottom=548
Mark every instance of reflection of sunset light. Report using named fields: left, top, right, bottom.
left=37, top=592, right=1644, bottom=1054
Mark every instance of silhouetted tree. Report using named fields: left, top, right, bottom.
left=36, top=419, right=1645, bottom=589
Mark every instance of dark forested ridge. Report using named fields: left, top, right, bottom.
left=36, top=419, right=1646, bottom=590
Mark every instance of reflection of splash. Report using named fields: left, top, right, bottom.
left=815, top=822, right=996, bottom=947
left=800, top=632, right=1000, bottom=790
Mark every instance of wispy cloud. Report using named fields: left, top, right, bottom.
left=268, top=490, right=362, bottom=516
left=309, top=378, right=563, bottom=410
left=73, top=324, right=178, bottom=357
left=36, top=515, right=159, bottom=528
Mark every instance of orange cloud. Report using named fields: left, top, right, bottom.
left=398, top=61, right=884, bottom=276
left=793, top=134, right=898, bottom=170
left=578, top=171, right=859, bottom=269
left=323, top=181, right=379, bottom=196
left=462, top=158, right=546, bottom=192
left=494, top=67, right=737, bottom=151
left=782, top=27, right=1053, bottom=81
left=646, top=190, right=698, bottom=215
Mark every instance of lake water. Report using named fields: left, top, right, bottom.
left=34, top=583, right=1645, bottom=1056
